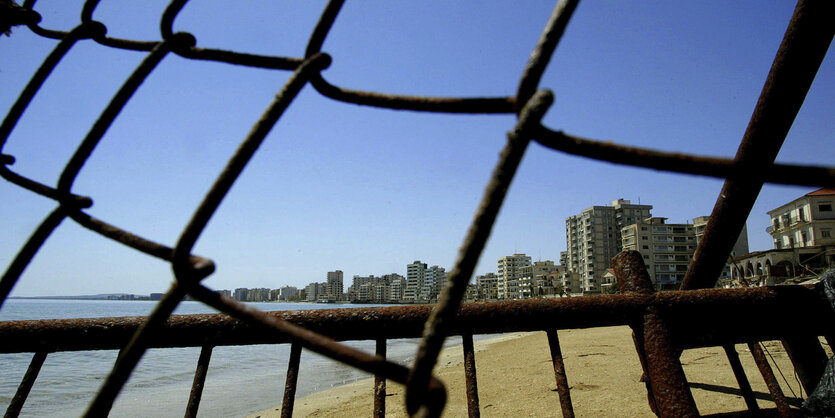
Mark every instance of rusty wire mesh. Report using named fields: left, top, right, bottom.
left=1, top=0, right=834, bottom=417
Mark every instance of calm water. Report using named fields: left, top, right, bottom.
left=0, top=299, right=458, bottom=417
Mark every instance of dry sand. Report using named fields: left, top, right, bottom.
left=248, top=326, right=826, bottom=417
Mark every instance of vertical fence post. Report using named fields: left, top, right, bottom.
left=184, top=345, right=213, bottom=418
left=722, top=344, right=759, bottom=412
left=748, top=342, right=793, bottom=416
left=374, top=339, right=386, bottom=418
left=5, top=351, right=47, bottom=418
left=281, top=342, right=303, bottom=418
left=612, top=251, right=659, bottom=415
left=546, top=329, right=574, bottom=418
left=781, top=336, right=827, bottom=395
left=462, top=334, right=480, bottom=418
left=613, top=251, right=698, bottom=417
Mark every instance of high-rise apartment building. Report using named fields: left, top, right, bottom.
left=389, top=274, right=406, bottom=301
left=622, top=218, right=695, bottom=287
left=565, top=199, right=652, bottom=292
left=419, top=265, right=446, bottom=301
left=326, top=270, right=343, bottom=301
left=305, top=282, right=323, bottom=301
left=405, top=261, right=427, bottom=301
left=497, top=253, right=532, bottom=299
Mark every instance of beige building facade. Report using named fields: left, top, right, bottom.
left=565, top=199, right=652, bottom=292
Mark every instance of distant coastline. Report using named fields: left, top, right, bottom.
left=8, top=293, right=153, bottom=301
left=7, top=295, right=424, bottom=305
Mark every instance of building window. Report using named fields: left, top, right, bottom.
left=822, top=229, right=832, bottom=238
left=820, top=203, right=833, bottom=212
left=642, top=245, right=649, bottom=249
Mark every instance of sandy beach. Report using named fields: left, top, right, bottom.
left=248, top=326, right=824, bottom=417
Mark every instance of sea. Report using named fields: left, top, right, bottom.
left=0, top=299, right=466, bottom=417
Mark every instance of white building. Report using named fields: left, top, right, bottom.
left=767, top=188, right=835, bottom=249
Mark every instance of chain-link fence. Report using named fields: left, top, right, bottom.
left=2, top=0, right=834, bottom=416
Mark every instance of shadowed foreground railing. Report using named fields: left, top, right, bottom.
left=2, top=276, right=833, bottom=417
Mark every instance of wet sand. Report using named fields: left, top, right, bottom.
left=248, top=326, right=818, bottom=417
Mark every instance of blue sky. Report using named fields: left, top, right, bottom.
left=1, top=1, right=832, bottom=296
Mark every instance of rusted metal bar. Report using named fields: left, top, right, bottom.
left=85, top=283, right=190, bottom=417
left=515, top=0, right=579, bottom=112
left=184, top=345, right=213, bottom=418
left=303, top=0, right=515, bottom=114
left=630, top=328, right=658, bottom=416
left=408, top=90, right=553, bottom=414
left=681, top=0, right=835, bottom=291
left=533, top=127, right=835, bottom=188
left=56, top=35, right=192, bottom=194
left=0, top=166, right=92, bottom=207
left=0, top=208, right=67, bottom=309
left=612, top=251, right=655, bottom=294
left=0, top=22, right=104, bottom=148
left=281, top=342, right=303, bottom=418
left=374, top=339, right=386, bottom=418
left=612, top=251, right=659, bottom=415
left=643, top=306, right=698, bottom=417
left=546, top=330, right=574, bottom=418
left=1, top=286, right=832, bottom=354
left=722, top=344, right=759, bottom=412
left=188, top=285, right=448, bottom=418
left=461, top=334, right=480, bottom=418
left=405, top=1, right=579, bottom=396
left=170, top=52, right=330, bottom=283
left=4, top=351, right=47, bottom=418
left=749, top=342, right=794, bottom=417
left=0, top=0, right=37, bottom=35
left=68, top=211, right=214, bottom=274
left=781, top=336, right=827, bottom=395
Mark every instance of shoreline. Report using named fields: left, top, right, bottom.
left=247, top=325, right=818, bottom=417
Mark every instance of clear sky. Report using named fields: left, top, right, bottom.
left=1, top=1, right=832, bottom=296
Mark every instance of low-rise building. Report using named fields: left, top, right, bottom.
left=767, top=188, right=835, bottom=249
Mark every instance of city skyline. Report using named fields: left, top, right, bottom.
left=29, top=187, right=829, bottom=301
left=2, top=2, right=832, bottom=297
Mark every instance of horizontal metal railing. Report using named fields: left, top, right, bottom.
left=0, top=287, right=832, bottom=355
left=2, top=277, right=833, bottom=416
